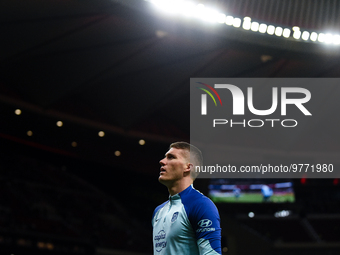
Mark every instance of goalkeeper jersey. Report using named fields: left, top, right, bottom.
left=152, top=185, right=222, bottom=255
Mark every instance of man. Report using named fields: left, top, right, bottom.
left=152, top=142, right=222, bottom=254
left=261, top=184, right=273, bottom=202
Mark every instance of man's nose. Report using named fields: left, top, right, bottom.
left=159, top=158, right=166, bottom=166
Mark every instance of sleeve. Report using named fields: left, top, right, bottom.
left=188, top=197, right=222, bottom=255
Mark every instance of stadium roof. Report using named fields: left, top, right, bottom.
left=1, top=0, right=340, bottom=173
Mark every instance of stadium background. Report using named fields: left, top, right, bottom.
left=1, top=0, right=340, bottom=254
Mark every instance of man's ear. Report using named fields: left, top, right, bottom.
left=184, top=163, right=193, bottom=174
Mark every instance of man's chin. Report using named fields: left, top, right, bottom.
left=158, top=175, right=169, bottom=185
left=158, top=175, right=165, bottom=182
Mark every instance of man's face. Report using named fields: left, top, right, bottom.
left=159, top=147, right=189, bottom=185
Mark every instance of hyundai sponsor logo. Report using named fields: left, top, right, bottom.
left=198, top=219, right=212, bottom=227
left=197, top=219, right=215, bottom=233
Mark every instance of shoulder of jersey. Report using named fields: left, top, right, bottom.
left=180, top=186, right=215, bottom=209
left=152, top=200, right=169, bottom=219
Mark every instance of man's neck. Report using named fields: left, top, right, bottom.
left=167, top=179, right=193, bottom=196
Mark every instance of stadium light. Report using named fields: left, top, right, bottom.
left=147, top=0, right=340, bottom=47
left=242, top=17, right=251, bottom=30
left=301, top=31, right=310, bottom=41
left=293, top=30, right=301, bottom=39
left=56, top=121, right=63, bottom=127
left=195, top=4, right=206, bottom=19
left=267, top=25, right=275, bottom=35
left=201, top=8, right=220, bottom=23
left=225, top=16, right=234, bottom=26
left=151, top=0, right=176, bottom=14
left=233, top=18, right=241, bottom=28
left=258, top=23, right=267, bottom=33
left=283, top=28, right=291, bottom=38
left=275, top=27, right=283, bottom=36
left=15, top=109, right=22, bottom=115
left=310, top=32, right=318, bottom=42
left=333, top=35, right=340, bottom=45
left=250, top=22, right=259, bottom=32
left=324, top=33, right=333, bottom=44
left=248, top=212, right=255, bottom=218
left=180, top=1, right=196, bottom=17
left=318, top=33, right=325, bottom=42
left=292, top=26, right=300, bottom=32
left=217, top=13, right=226, bottom=24
left=274, top=210, right=291, bottom=218
left=292, top=27, right=301, bottom=39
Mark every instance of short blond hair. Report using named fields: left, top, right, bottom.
left=170, top=142, right=203, bottom=179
